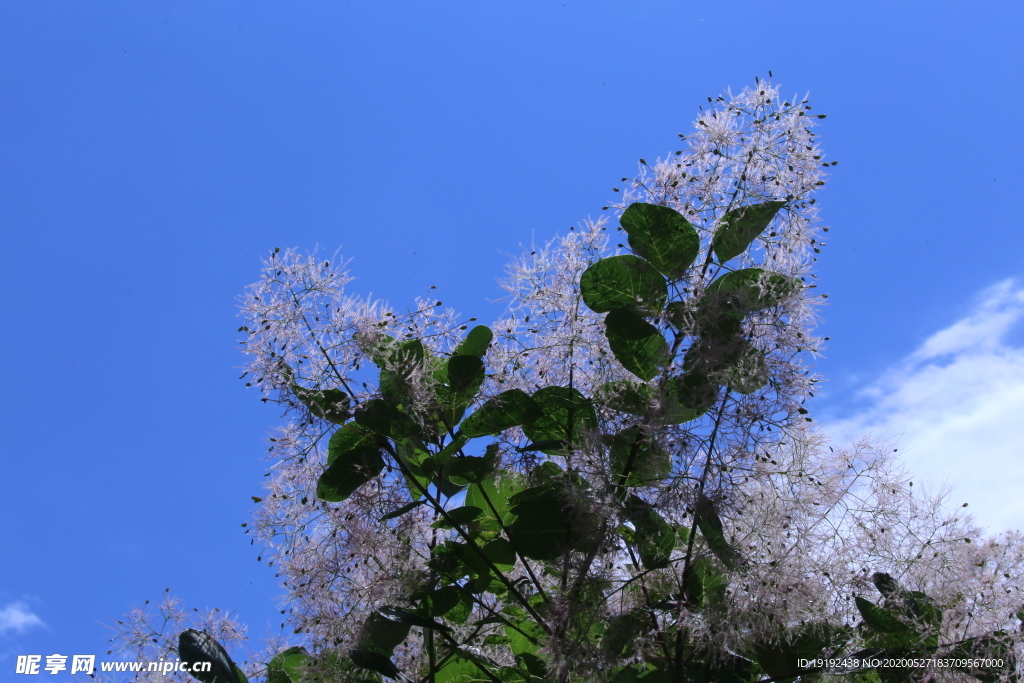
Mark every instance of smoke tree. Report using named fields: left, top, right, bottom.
left=106, top=79, right=1024, bottom=683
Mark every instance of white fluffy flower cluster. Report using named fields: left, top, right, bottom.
left=104, top=80, right=1024, bottom=683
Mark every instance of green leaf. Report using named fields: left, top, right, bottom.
left=620, top=202, right=700, bottom=278
left=446, top=587, right=474, bottom=624
left=432, top=433, right=470, bottom=466
left=369, top=337, right=430, bottom=401
left=368, top=335, right=415, bottom=368
left=454, top=325, right=494, bottom=358
left=349, top=649, right=400, bottom=679
left=446, top=445, right=498, bottom=485
left=356, top=610, right=411, bottom=657
left=683, top=557, right=726, bottom=609
left=719, top=343, right=769, bottom=395
left=507, top=486, right=579, bottom=561
left=327, top=424, right=378, bottom=466
left=694, top=493, right=743, bottom=570
left=658, top=372, right=719, bottom=424
left=623, top=495, right=675, bottom=569
left=441, top=541, right=491, bottom=579
left=379, top=499, right=427, bottom=521
left=394, top=437, right=433, bottom=501
left=871, top=574, right=943, bottom=639
left=706, top=268, right=802, bottom=313
left=522, top=386, right=597, bottom=454
left=435, top=654, right=495, bottom=683
left=580, top=255, right=667, bottom=314
left=447, top=355, right=486, bottom=395
left=482, top=537, right=517, bottom=572
left=750, top=622, right=848, bottom=682
left=516, top=653, right=548, bottom=680
left=355, top=398, right=421, bottom=438
left=431, top=505, right=485, bottom=529
left=604, top=307, right=670, bottom=381
left=461, top=390, right=542, bottom=438
left=317, top=445, right=385, bottom=503
left=598, top=381, right=655, bottom=416
left=267, top=647, right=309, bottom=683
left=503, top=615, right=544, bottom=657
left=608, top=426, right=670, bottom=487
left=601, top=611, right=647, bottom=657
left=378, top=606, right=453, bottom=632
left=466, top=473, right=525, bottom=527
left=177, top=629, right=241, bottom=683
left=433, top=472, right=469, bottom=499
left=291, top=386, right=351, bottom=424
left=855, top=597, right=912, bottom=635
left=423, top=586, right=463, bottom=618
left=711, top=200, right=787, bottom=263
left=684, top=318, right=765, bottom=393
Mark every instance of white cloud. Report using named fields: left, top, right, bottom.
left=825, top=279, right=1024, bottom=535
left=0, top=602, right=44, bottom=635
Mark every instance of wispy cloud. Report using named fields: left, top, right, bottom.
left=0, top=602, right=44, bottom=635
left=825, top=279, right=1024, bottom=535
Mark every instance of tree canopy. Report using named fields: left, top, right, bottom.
left=106, top=79, right=1024, bottom=683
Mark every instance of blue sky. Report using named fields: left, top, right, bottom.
left=2, top=0, right=1022, bottom=676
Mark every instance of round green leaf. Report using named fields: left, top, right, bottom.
left=621, top=202, right=700, bottom=279
left=316, top=446, right=385, bottom=502
left=268, top=647, right=309, bottom=683
left=608, top=425, right=670, bottom=487
left=460, top=389, right=542, bottom=438
left=453, top=324, right=494, bottom=358
left=354, top=398, right=421, bottom=438
left=719, top=344, right=769, bottom=395
left=658, top=372, right=719, bottom=425
left=292, top=387, right=351, bottom=424
left=327, top=424, right=377, bottom=466
left=482, top=537, right=516, bottom=572
left=522, top=386, right=597, bottom=454
left=349, top=649, right=400, bottom=680
left=507, top=487, right=575, bottom=561
left=446, top=354, right=485, bottom=395
left=601, top=610, right=647, bottom=657
left=604, top=307, right=670, bottom=381
left=423, top=586, right=463, bottom=618
left=580, top=255, right=667, bottom=314
left=598, top=380, right=655, bottom=416
left=706, top=268, right=801, bottom=313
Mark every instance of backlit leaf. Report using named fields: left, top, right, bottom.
left=711, top=200, right=787, bottom=262
left=604, top=307, right=670, bottom=381
left=621, top=202, right=700, bottom=279
left=580, top=255, right=667, bottom=314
